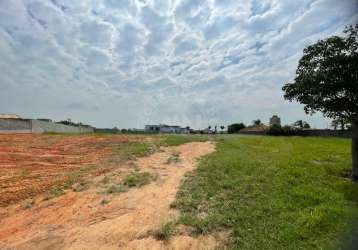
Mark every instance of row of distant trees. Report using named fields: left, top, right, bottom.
left=227, top=119, right=313, bottom=134
left=57, top=118, right=92, bottom=128
left=228, top=117, right=352, bottom=134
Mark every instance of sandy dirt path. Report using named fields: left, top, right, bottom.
left=0, top=141, right=218, bottom=250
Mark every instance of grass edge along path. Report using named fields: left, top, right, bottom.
left=172, top=135, right=358, bottom=249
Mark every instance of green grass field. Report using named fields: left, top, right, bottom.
left=172, top=135, right=358, bottom=249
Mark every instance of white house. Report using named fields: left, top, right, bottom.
left=145, top=124, right=189, bottom=134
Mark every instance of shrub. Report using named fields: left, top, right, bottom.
left=228, top=123, right=246, bottom=134
left=267, top=125, right=300, bottom=136
left=152, top=221, right=176, bottom=240
left=121, top=171, right=153, bottom=187
left=166, top=152, right=181, bottom=164
left=282, top=125, right=298, bottom=135
left=267, top=124, right=283, bottom=135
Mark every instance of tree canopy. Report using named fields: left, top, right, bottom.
left=282, top=25, right=358, bottom=121
left=253, top=119, right=261, bottom=125
left=282, top=25, right=358, bottom=180
left=293, top=120, right=310, bottom=129
left=228, top=123, right=246, bottom=134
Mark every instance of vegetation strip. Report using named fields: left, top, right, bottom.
left=100, top=171, right=155, bottom=194
left=173, top=135, right=358, bottom=249
left=152, top=221, right=177, bottom=241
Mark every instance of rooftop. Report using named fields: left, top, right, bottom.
left=0, top=114, right=22, bottom=119
left=241, top=124, right=269, bottom=132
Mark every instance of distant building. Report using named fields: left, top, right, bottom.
left=37, top=118, right=52, bottom=122
left=240, top=124, right=269, bottom=132
left=145, top=125, right=161, bottom=132
left=269, top=115, right=281, bottom=127
left=145, top=124, right=189, bottom=134
left=0, top=114, right=22, bottom=119
left=179, top=127, right=190, bottom=134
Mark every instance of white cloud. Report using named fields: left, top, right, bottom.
left=0, top=0, right=356, bottom=128
left=141, top=6, right=174, bottom=56
left=79, top=20, right=114, bottom=48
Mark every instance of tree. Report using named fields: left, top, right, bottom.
left=253, top=119, right=261, bottom=125
left=331, top=117, right=350, bottom=130
left=267, top=124, right=283, bottom=135
left=220, top=125, right=225, bottom=131
left=303, top=122, right=311, bottom=129
left=282, top=125, right=297, bottom=135
left=282, top=25, right=358, bottom=180
left=294, top=120, right=311, bottom=129
left=228, top=123, right=246, bottom=134
left=294, top=120, right=304, bottom=129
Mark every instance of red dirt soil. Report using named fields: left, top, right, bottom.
left=0, top=138, right=219, bottom=250
left=0, top=135, right=220, bottom=250
left=0, top=134, right=145, bottom=207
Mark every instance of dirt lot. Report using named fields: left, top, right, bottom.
left=0, top=134, right=218, bottom=250
left=0, top=134, right=146, bottom=207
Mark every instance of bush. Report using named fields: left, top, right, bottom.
left=267, top=125, right=299, bottom=136
left=101, top=171, right=154, bottom=194
left=121, top=171, right=153, bottom=187
left=267, top=124, right=283, bottom=135
left=152, top=221, right=176, bottom=240
left=228, top=123, right=246, bottom=134
left=282, top=125, right=298, bottom=135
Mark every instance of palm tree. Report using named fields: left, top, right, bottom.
left=253, top=119, right=261, bottom=125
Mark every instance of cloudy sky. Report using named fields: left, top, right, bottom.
left=0, top=0, right=357, bottom=129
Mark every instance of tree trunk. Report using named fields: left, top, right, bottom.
left=352, top=118, right=358, bottom=181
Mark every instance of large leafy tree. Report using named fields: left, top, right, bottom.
left=282, top=25, right=358, bottom=180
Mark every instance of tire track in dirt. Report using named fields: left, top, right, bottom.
left=0, top=141, right=219, bottom=250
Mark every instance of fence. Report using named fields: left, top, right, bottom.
left=0, top=118, right=94, bottom=134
